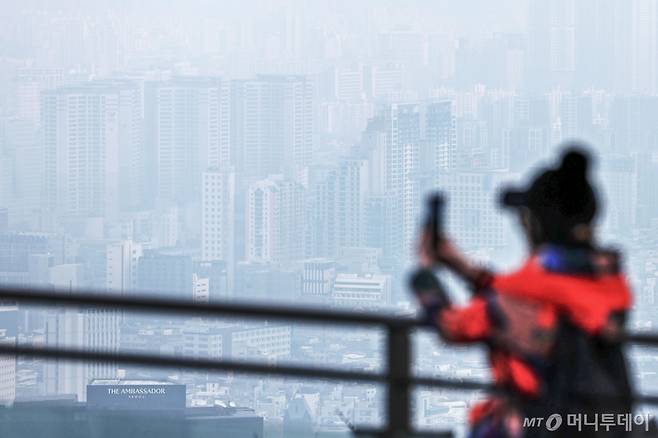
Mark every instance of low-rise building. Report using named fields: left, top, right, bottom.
left=331, top=273, right=391, bottom=309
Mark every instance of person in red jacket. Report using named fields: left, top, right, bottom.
left=414, top=147, right=634, bottom=438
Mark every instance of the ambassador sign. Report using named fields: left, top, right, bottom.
left=87, top=383, right=186, bottom=410
left=107, top=386, right=167, bottom=395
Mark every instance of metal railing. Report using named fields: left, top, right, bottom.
left=1, top=285, right=658, bottom=437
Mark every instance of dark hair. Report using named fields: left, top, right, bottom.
left=501, top=145, right=598, bottom=246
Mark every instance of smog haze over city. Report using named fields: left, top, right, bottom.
left=1, top=1, right=658, bottom=437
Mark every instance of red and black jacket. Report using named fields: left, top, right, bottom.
left=418, top=245, right=633, bottom=425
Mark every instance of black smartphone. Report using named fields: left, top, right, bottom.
left=424, top=192, right=445, bottom=248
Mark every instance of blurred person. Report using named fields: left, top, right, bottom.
left=412, top=146, right=638, bottom=437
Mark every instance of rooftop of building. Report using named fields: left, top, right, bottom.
left=89, top=379, right=180, bottom=386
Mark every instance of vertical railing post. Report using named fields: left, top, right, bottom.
left=386, top=323, right=410, bottom=437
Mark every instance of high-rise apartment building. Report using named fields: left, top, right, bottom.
left=426, top=101, right=456, bottom=171
left=384, top=104, right=421, bottom=266
left=45, top=252, right=119, bottom=402
left=601, top=156, right=638, bottom=236
left=45, top=308, right=119, bottom=402
left=359, top=104, right=422, bottom=266
left=45, top=238, right=125, bottom=401
left=42, top=80, right=142, bottom=222
left=231, top=75, right=314, bottom=181
left=106, top=240, right=142, bottom=294
left=0, top=117, right=42, bottom=229
left=435, top=171, right=507, bottom=250
left=364, top=194, right=398, bottom=266
left=201, top=169, right=235, bottom=289
left=202, top=169, right=235, bottom=262
left=144, top=77, right=230, bottom=206
left=245, top=175, right=305, bottom=263
left=307, top=160, right=369, bottom=258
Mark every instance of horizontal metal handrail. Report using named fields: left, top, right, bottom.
left=0, top=343, right=497, bottom=393
left=3, top=285, right=658, bottom=344
left=2, top=284, right=658, bottom=437
left=0, top=343, right=387, bottom=383
left=0, top=285, right=416, bottom=328
left=3, top=343, right=655, bottom=404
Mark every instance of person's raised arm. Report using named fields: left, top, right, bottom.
left=409, top=254, right=492, bottom=343
left=417, top=229, right=492, bottom=292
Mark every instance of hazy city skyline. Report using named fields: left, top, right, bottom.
left=2, top=1, right=658, bottom=436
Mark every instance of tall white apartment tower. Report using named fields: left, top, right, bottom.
left=42, top=80, right=142, bottom=222
left=202, top=169, right=235, bottom=289
left=385, top=103, right=421, bottom=266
